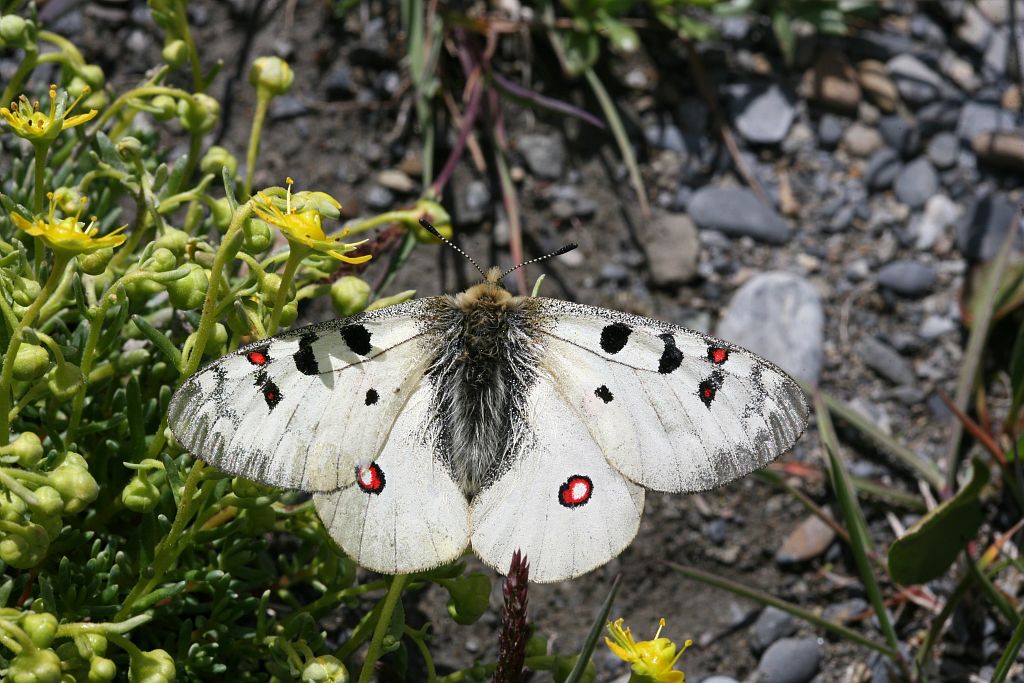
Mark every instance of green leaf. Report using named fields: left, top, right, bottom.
left=563, top=574, right=620, bottom=683
left=1009, top=320, right=1024, bottom=418
left=562, top=31, right=600, bottom=76
left=772, top=10, right=796, bottom=66
left=130, top=314, right=182, bottom=371
left=599, top=14, right=638, bottom=53
left=888, top=458, right=991, bottom=585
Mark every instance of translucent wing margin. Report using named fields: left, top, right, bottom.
left=167, top=300, right=432, bottom=492
left=533, top=299, right=809, bottom=493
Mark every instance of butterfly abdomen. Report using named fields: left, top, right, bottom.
left=425, top=287, right=547, bottom=496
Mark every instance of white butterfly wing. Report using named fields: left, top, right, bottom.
left=470, top=385, right=644, bottom=583
left=314, top=382, right=470, bottom=574
left=533, top=300, right=808, bottom=493
left=167, top=301, right=431, bottom=492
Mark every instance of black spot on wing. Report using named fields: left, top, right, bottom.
left=340, top=324, right=372, bottom=355
left=294, top=332, right=319, bottom=375
left=261, top=379, right=283, bottom=410
left=595, top=385, right=613, bottom=403
left=365, top=389, right=379, bottom=405
left=698, top=370, right=725, bottom=409
left=658, top=333, right=684, bottom=374
left=600, top=323, right=632, bottom=354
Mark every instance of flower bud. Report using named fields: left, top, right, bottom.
left=0, top=15, right=31, bottom=48
left=46, top=363, right=84, bottom=402
left=331, top=277, right=371, bottom=317
left=8, top=648, right=62, bottom=683
left=444, top=573, right=491, bottom=625
left=200, top=146, right=238, bottom=177
left=9, top=432, right=44, bottom=468
left=0, top=492, right=27, bottom=521
left=89, top=656, right=117, bottom=682
left=129, top=648, right=175, bottom=683
left=22, top=612, right=58, bottom=648
left=205, top=323, right=228, bottom=355
left=147, top=247, right=178, bottom=273
left=122, top=471, right=160, bottom=513
left=243, top=218, right=273, bottom=253
left=301, top=655, right=349, bottom=683
left=49, top=456, right=98, bottom=514
left=12, top=344, right=50, bottom=382
left=250, top=56, right=294, bottom=97
left=52, top=187, right=83, bottom=214
left=209, top=197, right=233, bottom=232
left=0, top=522, right=50, bottom=568
left=66, top=76, right=91, bottom=100
left=279, top=301, right=298, bottom=327
left=162, top=39, right=189, bottom=68
left=410, top=200, right=453, bottom=243
left=77, top=246, right=114, bottom=275
left=154, top=227, right=189, bottom=255
left=166, top=263, right=209, bottom=310
left=123, top=277, right=165, bottom=303
left=150, top=95, right=178, bottom=121
left=259, top=273, right=282, bottom=302
left=12, top=277, right=41, bottom=306
left=77, top=64, right=105, bottom=90
left=177, top=93, right=220, bottom=134
left=30, top=487, right=63, bottom=517
left=292, top=191, right=341, bottom=220
left=116, top=136, right=143, bottom=160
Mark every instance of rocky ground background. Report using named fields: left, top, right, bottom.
left=12, top=0, right=1024, bottom=681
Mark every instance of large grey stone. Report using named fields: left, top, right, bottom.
left=958, top=193, right=1019, bottom=260
left=515, top=133, right=565, bottom=179
left=856, top=336, right=916, bottom=385
left=733, top=84, right=796, bottom=145
left=894, top=158, right=938, bottom=209
left=877, top=260, right=938, bottom=298
left=645, top=213, right=699, bottom=287
left=751, top=607, right=796, bottom=654
left=757, top=638, right=821, bottom=683
left=886, top=54, right=950, bottom=106
left=716, top=272, right=824, bottom=384
left=956, top=102, right=1015, bottom=143
left=688, top=187, right=790, bottom=244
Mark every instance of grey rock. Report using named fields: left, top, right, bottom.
left=927, top=132, right=960, bottom=169
left=956, top=102, right=1015, bottom=143
left=877, top=260, right=938, bottom=298
left=644, top=122, right=687, bottom=153
left=823, top=598, right=869, bottom=623
left=751, top=607, right=796, bottom=654
left=733, top=84, right=796, bottom=145
left=958, top=193, right=1019, bottom=260
left=856, top=336, right=916, bottom=385
left=957, top=3, right=993, bottom=51
left=268, top=96, right=309, bottom=120
left=920, top=315, right=957, bottom=339
left=843, top=122, right=883, bottom=157
left=866, top=148, right=902, bottom=190
left=363, top=185, right=394, bottom=210
left=894, top=158, right=938, bottom=209
left=455, top=179, right=491, bottom=225
left=600, top=262, right=629, bottom=283
left=757, top=638, right=821, bottom=683
left=913, top=194, right=960, bottom=250
left=886, top=54, right=950, bottom=106
left=716, top=272, right=824, bottom=383
left=323, top=66, right=356, bottom=100
left=645, top=213, right=700, bottom=287
left=983, top=27, right=1009, bottom=76
left=705, top=518, right=727, bottom=546
left=688, top=187, right=790, bottom=244
left=516, top=133, right=565, bottom=180
left=817, top=114, right=844, bottom=149
left=878, top=115, right=920, bottom=157
left=701, top=678, right=741, bottom=683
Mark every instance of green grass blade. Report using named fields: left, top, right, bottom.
left=992, top=609, right=1024, bottom=683
left=666, top=563, right=897, bottom=658
left=563, top=574, right=621, bottom=683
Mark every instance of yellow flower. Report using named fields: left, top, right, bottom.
left=9, top=194, right=126, bottom=256
left=252, top=178, right=371, bottom=264
left=605, top=618, right=692, bottom=683
left=1, top=85, right=98, bottom=144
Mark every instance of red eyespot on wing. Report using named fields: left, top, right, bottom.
left=558, top=475, right=593, bottom=508
left=708, top=347, right=729, bottom=365
left=247, top=348, right=269, bottom=366
left=356, top=462, right=385, bottom=495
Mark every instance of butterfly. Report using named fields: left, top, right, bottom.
left=167, top=221, right=808, bottom=583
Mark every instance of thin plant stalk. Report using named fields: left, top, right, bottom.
left=244, top=91, right=271, bottom=198
left=357, top=573, right=410, bottom=683
left=265, top=247, right=304, bottom=335
left=992, top=612, right=1024, bottom=683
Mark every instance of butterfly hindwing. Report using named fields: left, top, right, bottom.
left=167, top=300, right=432, bottom=492
left=533, top=299, right=808, bottom=493
left=470, top=384, right=644, bottom=583
left=314, top=382, right=470, bottom=574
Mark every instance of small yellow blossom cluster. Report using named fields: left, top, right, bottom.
left=10, top=193, right=126, bottom=256
left=606, top=617, right=693, bottom=683
left=1, top=85, right=97, bottom=144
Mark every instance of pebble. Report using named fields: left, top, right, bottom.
left=805, top=51, right=861, bottom=111
left=716, top=272, right=824, bottom=383
left=926, top=132, right=960, bottom=168
left=886, top=54, right=950, bottom=106
left=865, top=148, right=902, bottom=190
left=843, top=122, right=883, bottom=157
left=756, top=638, right=821, bottom=683
left=644, top=122, right=688, bottom=154
left=455, top=179, right=491, bottom=225
left=893, top=158, right=938, bottom=209
left=823, top=598, right=869, bottom=624
left=940, top=52, right=980, bottom=92
left=958, top=193, right=1017, bottom=261
left=817, top=114, right=844, bottom=149
left=751, top=607, right=796, bottom=654
left=645, top=213, right=700, bottom=287
left=688, top=187, right=790, bottom=244
left=920, top=315, right=957, bottom=339
left=775, top=514, right=837, bottom=564
left=877, top=260, right=938, bottom=297
left=857, top=60, right=900, bottom=112
left=376, top=169, right=415, bottom=193
left=957, top=3, right=993, bottom=51
left=972, top=131, right=1024, bottom=168
left=733, top=84, right=796, bottom=145
left=856, top=336, right=916, bottom=385
left=702, top=678, right=740, bottom=683
left=268, top=96, right=309, bottom=121
left=515, top=133, right=565, bottom=180
left=956, top=101, right=1015, bottom=143
left=913, top=194, right=960, bottom=250
left=363, top=185, right=394, bottom=210
left=323, top=65, right=356, bottom=100
left=878, top=115, right=920, bottom=157
left=705, top=518, right=727, bottom=545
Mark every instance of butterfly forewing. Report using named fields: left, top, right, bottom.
left=167, top=300, right=432, bottom=492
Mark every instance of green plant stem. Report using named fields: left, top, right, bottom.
left=357, top=573, right=409, bottom=683
left=968, top=557, right=1020, bottom=625
left=915, top=570, right=970, bottom=675
left=0, top=46, right=38, bottom=108
left=0, top=618, right=34, bottom=653
left=266, top=248, right=304, bottom=336
left=404, top=625, right=437, bottom=683
left=88, top=86, right=197, bottom=138
left=56, top=614, right=151, bottom=638
left=244, top=92, right=272, bottom=198
left=992, top=611, right=1024, bottom=683
left=0, top=253, right=71, bottom=444
left=583, top=67, right=649, bottom=217
left=32, top=143, right=49, bottom=215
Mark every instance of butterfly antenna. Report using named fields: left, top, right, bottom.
left=418, top=218, right=487, bottom=280
left=501, top=243, right=578, bottom=279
